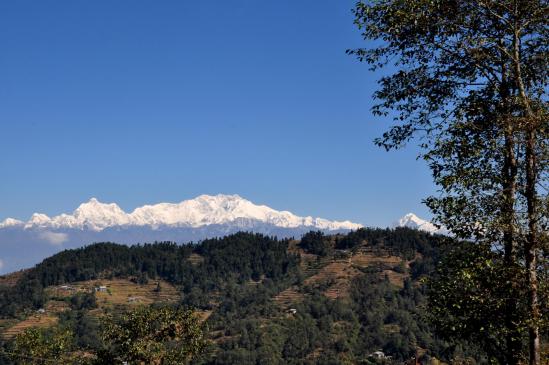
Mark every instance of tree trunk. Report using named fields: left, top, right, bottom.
left=502, top=126, right=521, bottom=365
left=500, top=54, right=521, bottom=365
left=513, top=26, right=540, bottom=365
left=525, top=127, right=540, bottom=365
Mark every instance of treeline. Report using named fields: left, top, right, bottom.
left=335, top=227, right=444, bottom=259
left=299, top=227, right=448, bottom=280
left=0, top=233, right=298, bottom=317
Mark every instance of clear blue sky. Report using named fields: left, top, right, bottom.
left=0, top=0, right=436, bottom=227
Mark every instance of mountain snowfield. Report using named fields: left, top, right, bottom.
left=394, top=213, right=445, bottom=234
left=1, top=194, right=362, bottom=231
left=393, top=213, right=449, bottom=235
left=0, top=194, right=441, bottom=274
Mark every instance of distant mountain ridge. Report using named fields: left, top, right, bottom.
left=0, top=194, right=363, bottom=274
left=0, top=194, right=443, bottom=275
left=395, top=212, right=445, bottom=234
left=1, top=194, right=361, bottom=232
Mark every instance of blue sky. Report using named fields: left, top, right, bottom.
left=0, top=1, right=436, bottom=227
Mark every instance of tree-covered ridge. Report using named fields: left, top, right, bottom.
left=0, top=229, right=503, bottom=363
left=0, top=233, right=297, bottom=317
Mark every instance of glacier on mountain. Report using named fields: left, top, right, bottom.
left=3, top=194, right=362, bottom=232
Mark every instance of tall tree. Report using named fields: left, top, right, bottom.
left=98, top=306, right=207, bottom=365
left=348, top=1, right=548, bottom=363
left=10, top=327, right=80, bottom=365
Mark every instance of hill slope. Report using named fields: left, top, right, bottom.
left=0, top=228, right=487, bottom=364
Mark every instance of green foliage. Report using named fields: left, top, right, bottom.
left=427, top=243, right=549, bottom=363
left=336, top=227, right=443, bottom=261
left=196, top=230, right=486, bottom=363
left=4, top=306, right=206, bottom=365
left=0, top=233, right=298, bottom=317
left=430, top=244, right=510, bottom=335
left=195, top=232, right=297, bottom=283
left=69, top=293, right=97, bottom=311
left=58, top=310, right=102, bottom=351
left=349, top=1, right=548, bottom=363
left=299, top=231, right=332, bottom=256
left=0, top=229, right=503, bottom=363
left=97, top=306, right=207, bottom=365
left=9, top=327, right=80, bottom=365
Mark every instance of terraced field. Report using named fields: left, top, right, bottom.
left=79, top=279, right=180, bottom=308
left=0, top=319, right=17, bottom=337
left=1, top=278, right=181, bottom=339
left=273, top=286, right=304, bottom=309
left=381, top=269, right=407, bottom=287
left=0, top=270, right=28, bottom=287
left=273, top=243, right=411, bottom=307
left=1, top=300, right=72, bottom=339
left=44, top=300, right=70, bottom=314
left=1, top=314, right=58, bottom=339
left=350, top=251, right=402, bottom=268
left=305, top=260, right=361, bottom=299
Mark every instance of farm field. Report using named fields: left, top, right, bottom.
left=1, top=278, right=181, bottom=339
left=77, top=278, right=180, bottom=309
left=1, top=314, right=58, bottom=340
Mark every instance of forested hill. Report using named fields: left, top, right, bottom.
left=0, top=233, right=297, bottom=317
left=0, top=228, right=486, bottom=363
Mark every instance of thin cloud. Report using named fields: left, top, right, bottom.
left=39, top=231, right=69, bottom=246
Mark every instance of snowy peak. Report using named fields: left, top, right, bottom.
left=129, top=194, right=258, bottom=227
left=128, top=194, right=359, bottom=230
left=25, top=213, right=52, bottom=229
left=395, top=213, right=441, bottom=234
left=0, top=218, right=24, bottom=228
left=3, top=194, right=362, bottom=232
left=70, top=198, right=130, bottom=230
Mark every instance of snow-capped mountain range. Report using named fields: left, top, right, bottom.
left=0, top=194, right=441, bottom=274
left=1, top=194, right=361, bottom=232
left=395, top=213, right=442, bottom=234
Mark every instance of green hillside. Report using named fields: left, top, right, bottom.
left=0, top=229, right=492, bottom=364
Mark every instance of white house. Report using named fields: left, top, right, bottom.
left=371, top=351, right=387, bottom=359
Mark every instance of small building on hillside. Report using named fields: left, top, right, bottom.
left=59, top=285, right=75, bottom=291
left=370, top=351, right=389, bottom=359
left=95, top=286, right=108, bottom=292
